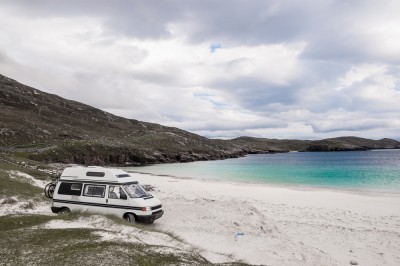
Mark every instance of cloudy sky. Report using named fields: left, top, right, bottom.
left=1, top=0, right=399, bottom=140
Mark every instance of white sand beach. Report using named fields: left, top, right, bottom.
left=134, top=173, right=400, bottom=266
left=2, top=170, right=399, bottom=265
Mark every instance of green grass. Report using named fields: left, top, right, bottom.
left=0, top=161, right=48, bottom=200
left=0, top=159, right=51, bottom=180
left=0, top=214, right=55, bottom=231
left=11, top=153, right=56, bottom=171
left=0, top=214, right=213, bottom=266
left=0, top=171, right=43, bottom=199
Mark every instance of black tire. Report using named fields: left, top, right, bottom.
left=125, top=213, right=136, bottom=224
left=59, top=207, right=70, bottom=214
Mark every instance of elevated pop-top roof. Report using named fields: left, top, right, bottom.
left=60, top=166, right=137, bottom=183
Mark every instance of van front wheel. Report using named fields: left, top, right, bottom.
left=125, top=213, right=136, bottom=224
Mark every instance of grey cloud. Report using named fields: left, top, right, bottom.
left=1, top=0, right=399, bottom=139
left=169, top=119, right=287, bottom=132
left=2, top=0, right=182, bottom=39
left=311, top=119, right=393, bottom=133
left=0, top=1, right=351, bottom=42
left=129, top=70, right=178, bottom=87
left=5, top=0, right=398, bottom=64
left=177, top=0, right=319, bottom=44
left=214, top=78, right=299, bottom=111
left=300, top=1, right=400, bottom=64
left=0, top=50, right=77, bottom=95
left=0, top=51, right=13, bottom=64
left=178, top=0, right=400, bottom=64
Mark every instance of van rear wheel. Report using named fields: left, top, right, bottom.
left=59, top=207, right=70, bottom=214
left=125, top=213, right=136, bottom=224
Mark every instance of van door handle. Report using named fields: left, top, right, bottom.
left=106, top=199, right=108, bottom=203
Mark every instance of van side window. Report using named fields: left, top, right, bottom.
left=58, top=182, right=82, bottom=196
left=83, top=184, right=106, bottom=198
left=108, top=186, right=119, bottom=199
left=108, top=186, right=127, bottom=200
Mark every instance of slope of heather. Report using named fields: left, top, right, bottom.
left=0, top=74, right=244, bottom=165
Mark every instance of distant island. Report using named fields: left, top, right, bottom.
left=1, top=73, right=399, bottom=166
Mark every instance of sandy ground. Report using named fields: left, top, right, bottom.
left=1, top=171, right=52, bottom=216
left=38, top=215, right=192, bottom=252
left=134, top=173, right=400, bottom=266
left=2, top=171, right=400, bottom=265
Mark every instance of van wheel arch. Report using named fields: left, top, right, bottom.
left=123, top=213, right=137, bottom=223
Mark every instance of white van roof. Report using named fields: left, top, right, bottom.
left=60, top=166, right=137, bottom=184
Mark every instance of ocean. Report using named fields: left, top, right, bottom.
left=126, top=150, right=400, bottom=193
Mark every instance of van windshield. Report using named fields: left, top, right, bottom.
left=123, top=184, right=150, bottom=198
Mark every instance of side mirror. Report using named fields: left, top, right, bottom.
left=120, top=193, right=127, bottom=200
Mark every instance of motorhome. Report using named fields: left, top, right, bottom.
left=47, top=166, right=163, bottom=223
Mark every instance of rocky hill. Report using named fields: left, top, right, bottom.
left=303, top=136, right=400, bottom=151
left=1, top=74, right=399, bottom=166
left=231, top=136, right=400, bottom=153
left=0, top=74, right=245, bottom=165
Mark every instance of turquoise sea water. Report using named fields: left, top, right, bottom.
left=127, top=150, right=400, bottom=193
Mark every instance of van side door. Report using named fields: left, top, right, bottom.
left=81, top=183, right=107, bottom=213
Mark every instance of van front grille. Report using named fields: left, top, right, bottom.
left=151, top=205, right=162, bottom=210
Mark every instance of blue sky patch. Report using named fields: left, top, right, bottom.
left=210, top=43, right=222, bottom=53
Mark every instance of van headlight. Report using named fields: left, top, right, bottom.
left=141, top=206, right=151, bottom=211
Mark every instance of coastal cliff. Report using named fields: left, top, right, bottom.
left=1, top=74, right=399, bottom=166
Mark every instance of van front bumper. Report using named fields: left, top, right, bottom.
left=137, top=210, right=164, bottom=223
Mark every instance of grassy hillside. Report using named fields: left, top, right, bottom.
left=0, top=74, right=245, bottom=165
left=231, top=137, right=310, bottom=153
left=304, top=136, right=400, bottom=151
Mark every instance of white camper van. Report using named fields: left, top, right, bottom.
left=48, top=166, right=163, bottom=223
